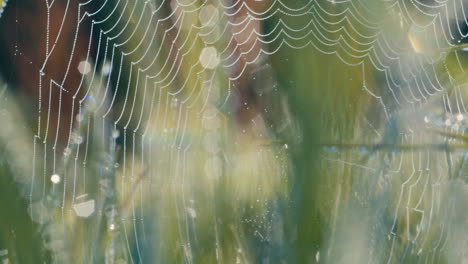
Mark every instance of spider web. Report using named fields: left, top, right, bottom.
left=3, top=0, right=468, bottom=263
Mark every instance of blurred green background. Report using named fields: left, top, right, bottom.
left=0, top=0, right=468, bottom=263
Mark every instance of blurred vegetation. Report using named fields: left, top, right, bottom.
left=0, top=0, right=468, bottom=263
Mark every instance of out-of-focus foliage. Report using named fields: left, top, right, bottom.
left=1, top=0, right=468, bottom=263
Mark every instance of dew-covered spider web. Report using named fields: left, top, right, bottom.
left=2, top=0, right=468, bottom=263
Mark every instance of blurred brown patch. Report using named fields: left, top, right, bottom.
left=0, top=0, right=93, bottom=147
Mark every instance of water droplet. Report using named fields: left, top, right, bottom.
left=63, top=147, right=71, bottom=156
left=424, top=116, right=429, bottom=123
left=51, top=174, right=61, bottom=184
left=78, top=60, right=92, bottom=75
left=199, top=47, right=220, bottom=69
left=199, top=5, right=219, bottom=28
left=73, top=199, right=95, bottom=218
left=457, top=113, right=464, bottom=121
left=102, top=61, right=112, bottom=76
left=112, top=129, right=120, bottom=139
left=171, top=97, right=179, bottom=108
left=72, top=134, right=83, bottom=145
left=186, top=207, right=197, bottom=218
